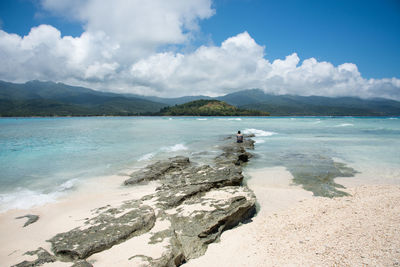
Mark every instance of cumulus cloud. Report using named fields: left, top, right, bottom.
left=0, top=0, right=214, bottom=84
left=0, top=25, right=119, bottom=82
left=0, top=0, right=399, bottom=100
left=130, top=32, right=400, bottom=99
left=40, top=0, right=214, bottom=61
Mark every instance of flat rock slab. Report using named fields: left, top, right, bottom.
left=155, top=164, right=244, bottom=209
left=125, top=156, right=190, bottom=185
left=48, top=201, right=156, bottom=260
left=166, top=186, right=256, bottom=260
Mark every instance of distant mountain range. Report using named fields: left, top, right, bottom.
left=0, top=80, right=399, bottom=116
left=0, top=80, right=165, bottom=116
left=217, top=89, right=400, bottom=116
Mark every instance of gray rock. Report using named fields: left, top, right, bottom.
left=155, top=164, right=244, bottom=208
left=70, top=260, right=93, bottom=267
left=215, top=138, right=255, bottom=166
left=12, top=247, right=56, bottom=267
left=15, top=214, right=39, bottom=227
left=124, top=156, right=190, bottom=185
left=167, top=186, right=256, bottom=260
left=48, top=201, right=156, bottom=260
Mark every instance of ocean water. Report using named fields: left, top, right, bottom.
left=0, top=117, right=399, bottom=211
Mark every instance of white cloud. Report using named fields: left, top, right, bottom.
left=40, top=0, right=214, bottom=61
left=0, top=0, right=399, bottom=100
left=130, top=32, right=400, bottom=99
left=0, top=0, right=214, bottom=84
left=0, top=25, right=119, bottom=82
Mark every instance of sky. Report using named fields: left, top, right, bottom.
left=0, top=0, right=399, bottom=99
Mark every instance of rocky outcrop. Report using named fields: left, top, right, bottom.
left=14, top=135, right=257, bottom=267
left=216, top=135, right=255, bottom=166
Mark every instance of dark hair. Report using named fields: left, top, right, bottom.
left=238, top=130, right=241, bottom=134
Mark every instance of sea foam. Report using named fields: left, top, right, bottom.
left=0, top=179, right=79, bottom=212
left=334, top=123, right=354, bottom=127
left=218, top=118, right=242, bottom=121
left=162, top=143, right=188, bottom=152
left=138, top=152, right=155, bottom=162
left=243, top=128, right=277, bottom=137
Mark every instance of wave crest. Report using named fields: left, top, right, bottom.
left=138, top=152, right=155, bottom=162
left=334, top=123, right=354, bottom=127
left=243, top=128, right=277, bottom=137
left=162, top=143, right=188, bottom=152
left=0, top=179, right=79, bottom=212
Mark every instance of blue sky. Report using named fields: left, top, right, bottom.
left=0, top=0, right=399, bottom=99
left=202, top=0, right=400, bottom=78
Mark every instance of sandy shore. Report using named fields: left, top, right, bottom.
left=184, top=167, right=400, bottom=267
left=1, top=166, right=400, bottom=266
left=0, top=173, right=160, bottom=267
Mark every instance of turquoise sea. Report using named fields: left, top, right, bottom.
left=0, top=117, right=399, bottom=211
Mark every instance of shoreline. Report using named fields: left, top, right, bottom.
left=1, top=166, right=400, bottom=266
left=1, top=136, right=258, bottom=266
left=1, top=143, right=400, bottom=266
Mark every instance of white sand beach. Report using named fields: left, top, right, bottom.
left=185, top=167, right=400, bottom=266
left=0, top=174, right=160, bottom=267
left=1, top=167, right=400, bottom=266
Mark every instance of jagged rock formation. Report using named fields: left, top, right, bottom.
left=13, top=135, right=257, bottom=267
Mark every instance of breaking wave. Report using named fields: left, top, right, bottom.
left=162, top=143, right=188, bottom=152
left=243, top=128, right=277, bottom=137
left=0, top=179, right=79, bottom=212
left=138, top=152, right=155, bottom=162
left=334, top=123, right=354, bottom=127
left=218, top=118, right=242, bottom=121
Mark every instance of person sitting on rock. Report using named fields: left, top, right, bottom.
left=236, top=130, right=244, bottom=143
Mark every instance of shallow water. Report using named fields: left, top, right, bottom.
left=0, top=117, right=399, bottom=210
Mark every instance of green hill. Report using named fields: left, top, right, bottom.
left=0, top=80, right=166, bottom=116
left=158, top=99, right=269, bottom=116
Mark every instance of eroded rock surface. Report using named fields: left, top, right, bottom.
left=12, top=247, right=56, bottom=267
left=49, top=201, right=156, bottom=260
left=14, top=136, right=257, bottom=267
left=124, top=156, right=190, bottom=185
left=166, top=186, right=256, bottom=260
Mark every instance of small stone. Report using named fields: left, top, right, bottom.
left=15, top=214, right=39, bottom=227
